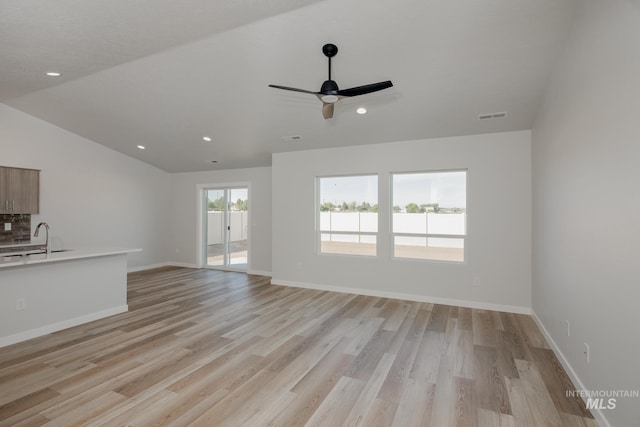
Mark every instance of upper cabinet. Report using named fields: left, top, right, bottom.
left=0, top=166, right=40, bottom=214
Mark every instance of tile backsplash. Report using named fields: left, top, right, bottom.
left=0, top=214, right=31, bottom=245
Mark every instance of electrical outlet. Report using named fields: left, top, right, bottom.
left=4, top=223, right=10, bottom=231
left=584, top=343, right=590, bottom=363
left=565, top=320, right=570, bottom=336
left=16, top=298, right=26, bottom=311
left=473, top=277, right=481, bottom=286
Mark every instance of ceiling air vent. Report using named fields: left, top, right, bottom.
left=282, top=135, right=303, bottom=142
left=478, top=111, right=508, bottom=120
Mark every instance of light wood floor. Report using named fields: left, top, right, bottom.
left=0, top=267, right=597, bottom=426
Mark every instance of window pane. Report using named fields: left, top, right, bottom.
left=319, top=175, right=378, bottom=232
left=206, top=189, right=225, bottom=266
left=321, top=234, right=377, bottom=256
left=319, top=175, right=378, bottom=256
left=392, top=170, right=466, bottom=262
left=392, top=171, right=466, bottom=234
left=394, top=236, right=464, bottom=262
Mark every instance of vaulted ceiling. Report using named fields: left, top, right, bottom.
left=1, top=0, right=578, bottom=172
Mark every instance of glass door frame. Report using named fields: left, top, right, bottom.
left=197, top=182, right=250, bottom=272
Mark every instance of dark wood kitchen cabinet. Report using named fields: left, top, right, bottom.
left=0, top=166, right=40, bottom=214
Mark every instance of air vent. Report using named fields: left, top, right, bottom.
left=478, top=111, right=508, bottom=120
left=282, top=135, right=303, bottom=142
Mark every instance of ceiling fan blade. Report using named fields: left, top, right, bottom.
left=322, top=103, right=334, bottom=120
left=268, top=84, right=319, bottom=95
left=337, top=81, right=393, bottom=97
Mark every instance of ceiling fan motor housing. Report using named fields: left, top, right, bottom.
left=320, top=79, right=339, bottom=94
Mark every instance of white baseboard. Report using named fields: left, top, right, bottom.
left=271, top=278, right=531, bottom=315
left=0, top=305, right=129, bottom=348
left=531, top=311, right=610, bottom=427
left=128, top=262, right=200, bottom=272
left=248, top=269, right=272, bottom=277
left=129, top=262, right=270, bottom=276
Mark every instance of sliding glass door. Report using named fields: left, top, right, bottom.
left=205, top=187, right=248, bottom=270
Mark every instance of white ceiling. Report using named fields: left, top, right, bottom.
left=1, top=0, right=578, bottom=172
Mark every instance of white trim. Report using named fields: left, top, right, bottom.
left=248, top=269, right=272, bottom=277
left=130, top=263, right=269, bottom=276
left=531, top=311, right=611, bottom=427
left=271, top=278, right=531, bottom=314
left=196, top=184, right=206, bottom=267
left=128, top=262, right=201, bottom=273
left=0, top=305, right=128, bottom=348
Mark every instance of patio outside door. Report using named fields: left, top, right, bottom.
left=205, top=187, right=248, bottom=270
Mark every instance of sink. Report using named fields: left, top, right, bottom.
left=1, top=249, right=46, bottom=257
left=0, top=245, right=44, bottom=256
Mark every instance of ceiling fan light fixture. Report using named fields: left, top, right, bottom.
left=320, top=94, right=339, bottom=103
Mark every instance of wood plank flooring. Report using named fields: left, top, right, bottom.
left=0, top=267, right=597, bottom=426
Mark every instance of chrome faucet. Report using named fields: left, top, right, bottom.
left=34, top=222, right=50, bottom=255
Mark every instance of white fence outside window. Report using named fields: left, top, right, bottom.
left=207, top=211, right=248, bottom=244
left=320, top=212, right=465, bottom=248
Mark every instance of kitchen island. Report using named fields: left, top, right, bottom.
left=0, top=247, right=140, bottom=347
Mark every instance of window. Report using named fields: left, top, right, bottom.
left=318, top=175, right=378, bottom=256
left=392, top=170, right=466, bottom=262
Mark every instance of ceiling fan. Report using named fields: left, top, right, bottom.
left=269, top=43, right=393, bottom=119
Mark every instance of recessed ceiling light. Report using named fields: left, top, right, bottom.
left=45, top=72, right=61, bottom=77
left=203, top=136, right=212, bottom=142
left=356, top=107, right=367, bottom=115
left=137, top=145, right=146, bottom=150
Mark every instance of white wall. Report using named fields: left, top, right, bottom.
left=168, top=167, right=272, bottom=275
left=532, top=1, right=640, bottom=426
left=0, top=104, right=170, bottom=268
left=272, top=131, right=531, bottom=312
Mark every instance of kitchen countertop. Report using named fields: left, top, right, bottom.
left=0, top=247, right=141, bottom=269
